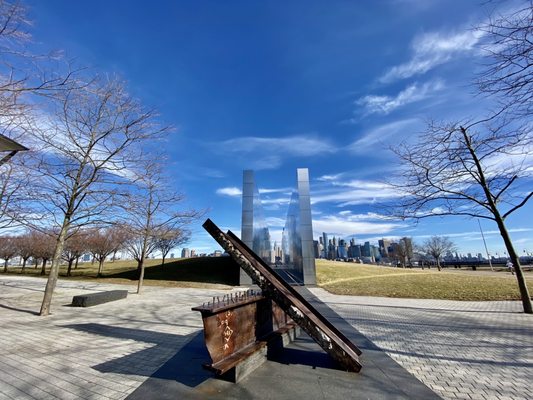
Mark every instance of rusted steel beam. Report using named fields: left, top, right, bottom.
left=202, top=218, right=362, bottom=372
left=192, top=290, right=299, bottom=381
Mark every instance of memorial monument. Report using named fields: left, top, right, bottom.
left=240, top=168, right=316, bottom=285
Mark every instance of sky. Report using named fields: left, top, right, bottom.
left=25, top=0, right=532, bottom=257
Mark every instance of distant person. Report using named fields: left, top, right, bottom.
left=506, top=260, right=514, bottom=275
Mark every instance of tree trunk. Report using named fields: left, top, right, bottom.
left=162, top=254, right=166, bottom=265
left=74, top=257, right=79, bottom=269
left=21, top=257, right=28, bottom=274
left=136, top=258, right=145, bottom=294
left=40, top=220, right=69, bottom=316
left=437, top=258, right=442, bottom=271
left=463, top=126, right=532, bottom=313
left=40, top=259, right=47, bottom=275
left=97, top=258, right=104, bottom=277
left=67, top=259, right=73, bottom=277
left=3, top=259, right=7, bottom=273
left=496, top=217, right=532, bottom=313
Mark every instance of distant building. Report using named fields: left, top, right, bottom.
left=379, top=239, right=391, bottom=257
left=338, top=239, right=347, bottom=259
left=322, top=233, right=328, bottom=258
left=362, top=241, right=372, bottom=258
left=181, top=248, right=190, bottom=258
left=313, top=240, right=320, bottom=259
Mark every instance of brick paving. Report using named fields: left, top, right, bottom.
left=310, top=288, right=533, bottom=400
left=1, top=276, right=532, bottom=399
left=0, top=276, right=230, bottom=400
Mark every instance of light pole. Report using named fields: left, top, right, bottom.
left=478, top=219, right=493, bottom=271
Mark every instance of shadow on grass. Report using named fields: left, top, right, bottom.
left=107, top=257, right=240, bottom=286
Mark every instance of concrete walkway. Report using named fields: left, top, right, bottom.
left=0, top=276, right=531, bottom=399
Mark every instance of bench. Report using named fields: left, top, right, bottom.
left=192, top=290, right=300, bottom=382
left=72, top=290, right=128, bottom=307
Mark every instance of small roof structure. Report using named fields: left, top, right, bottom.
left=0, top=133, right=28, bottom=166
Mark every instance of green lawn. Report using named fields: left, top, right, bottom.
left=316, top=259, right=533, bottom=301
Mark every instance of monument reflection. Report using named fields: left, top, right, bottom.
left=241, top=169, right=315, bottom=285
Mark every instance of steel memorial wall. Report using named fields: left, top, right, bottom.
left=240, top=168, right=316, bottom=285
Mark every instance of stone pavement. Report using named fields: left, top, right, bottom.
left=0, top=276, right=230, bottom=400
left=0, top=275, right=531, bottom=400
left=310, top=288, right=533, bottom=400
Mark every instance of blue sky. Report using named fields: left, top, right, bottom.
left=26, top=0, right=532, bottom=257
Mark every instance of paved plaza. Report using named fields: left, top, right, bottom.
left=0, top=276, right=531, bottom=399
left=312, top=288, right=533, bottom=400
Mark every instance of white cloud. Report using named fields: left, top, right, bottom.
left=414, top=228, right=532, bottom=240
left=258, top=187, right=293, bottom=195
left=216, top=187, right=242, bottom=197
left=317, top=173, right=344, bottom=182
left=216, top=135, right=338, bottom=170
left=380, top=29, right=484, bottom=83
left=357, top=80, right=445, bottom=115
left=348, top=118, right=421, bottom=153
left=313, top=215, right=403, bottom=237
left=311, top=178, right=403, bottom=206
left=220, top=135, right=337, bottom=156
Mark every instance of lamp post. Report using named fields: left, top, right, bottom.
left=478, top=219, right=493, bottom=271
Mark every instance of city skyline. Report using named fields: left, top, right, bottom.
left=23, top=1, right=532, bottom=257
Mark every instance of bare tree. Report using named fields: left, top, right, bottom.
left=477, top=2, right=533, bottom=118
left=390, top=120, right=532, bottom=312
left=155, top=228, right=189, bottom=265
left=122, top=159, right=199, bottom=294
left=389, top=4, right=533, bottom=313
left=86, top=226, right=127, bottom=277
left=109, top=224, right=130, bottom=262
left=29, top=231, right=55, bottom=275
left=14, top=231, right=33, bottom=273
left=421, top=236, right=456, bottom=271
left=0, top=235, right=16, bottom=272
left=25, top=77, right=169, bottom=316
left=0, top=1, right=80, bottom=228
left=63, top=230, right=87, bottom=276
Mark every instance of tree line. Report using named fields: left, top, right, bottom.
left=0, top=225, right=188, bottom=276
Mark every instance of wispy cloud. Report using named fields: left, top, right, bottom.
left=312, top=179, right=402, bottom=206
left=380, top=29, right=484, bottom=83
left=348, top=118, right=421, bottom=153
left=317, top=173, right=344, bottom=182
left=357, top=80, right=445, bottom=115
left=216, top=135, right=338, bottom=170
left=216, top=187, right=242, bottom=197
left=259, top=187, right=293, bottom=195
left=219, top=135, right=337, bottom=157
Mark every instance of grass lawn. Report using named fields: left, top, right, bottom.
left=5, top=257, right=532, bottom=300
left=316, top=259, right=533, bottom=301
left=4, top=256, right=239, bottom=289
